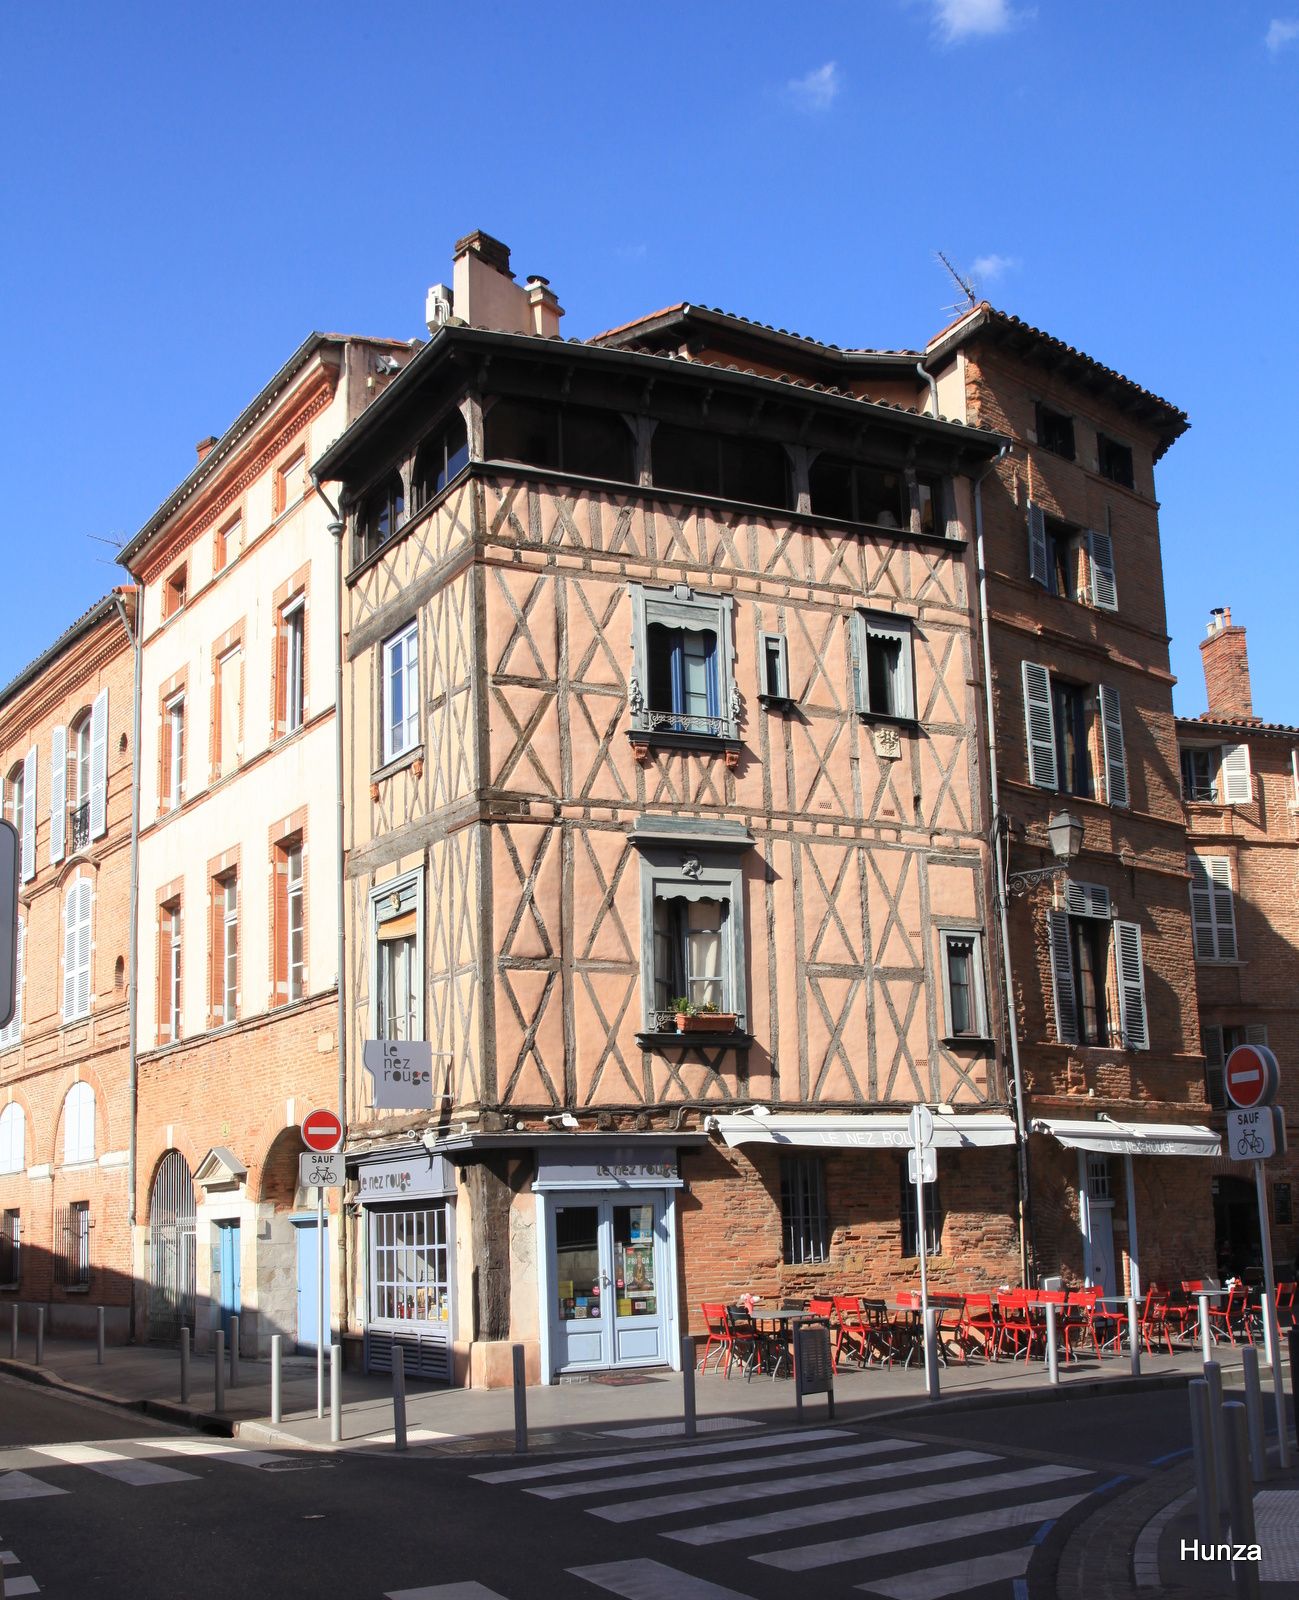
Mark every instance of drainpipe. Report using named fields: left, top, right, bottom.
left=915, top=362, right=939, bottom=418
left=110, top=589, right=142, bottom=1341
left=971, top=445, right=1036, bottom=1287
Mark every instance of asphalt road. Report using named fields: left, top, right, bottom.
left=0, top=1377, right=1195, bottom=1600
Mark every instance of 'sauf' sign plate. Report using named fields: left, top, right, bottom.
left=1227, top=1106, right=1281, bottom=1162
left=299, top=1151, right=344, bottom=1187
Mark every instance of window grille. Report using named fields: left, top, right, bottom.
left=781, top=1157, right=829, bottom=1265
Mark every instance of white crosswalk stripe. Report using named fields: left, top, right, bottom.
left=0, top=1472, right=68, bottom=1501
left=856, top=1545, right=1036, bottom=1599
left=474, top=1426, right=850, bottom=1485
left=569, top=1559, right=756, bottom=1599
left=0, top=1433, right=295, bottom=1499
left=384, top=1586, right=512, bottom=1600
left=28, top=1444, right=196, bottom=1486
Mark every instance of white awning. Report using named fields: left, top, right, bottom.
left=1032, top=1117, right=1221, bottom=1158
left=711, top=1111, right=1018, bottom=1151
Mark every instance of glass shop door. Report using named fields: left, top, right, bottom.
left=550, top=1193, right=668, bottom=1373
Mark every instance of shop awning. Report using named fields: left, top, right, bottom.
left=710, top=1111, right=1018, bottom=1151
left=1032, top=1117, right=1221, bottom=1158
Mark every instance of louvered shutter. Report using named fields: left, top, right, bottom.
left=1246, top=1024, right=1269, bottom=1046
left=1220, top=743, right=1251, bottom=805
left=1087, top=529, right=1119, bottom=611
left=1048, top=908, right=1079, bottom=1044
left=89, top=688, right=108, bottom=838
left=75, top=881, right=92, bottom=1018
left=1207, top=856, right=1237, bottom=960
left=20, top=747, right=36, bottom=883
left=1065, top=880, right=1112, bottom=919
left=1099, top=685, right=1129, bottom=807
left=62, top=884, right=77, bottom=1019
left=1028, top=502, right=1049, bottom=587
left=1189, top=855, right=1236, bottom=961
left=1204, top=1026, right=1224, bottom=1106
left=0, top=917, right=22, bottom=1046
left=1022, top=662, right=1057, bottom=789
left=49, top=725, right=66, bottom=864
left=1114, top=920, right=1149, bottom=1050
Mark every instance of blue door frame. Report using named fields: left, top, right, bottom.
left=215, top=1221, right=241, bottom=1345
left=294, top=1217, right=331, bottom=1354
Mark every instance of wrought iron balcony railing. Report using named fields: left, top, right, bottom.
left=69, top=801, right=91, bottom=852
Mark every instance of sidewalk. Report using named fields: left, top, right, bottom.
left=1, top=1326, right=1226, bottom=1455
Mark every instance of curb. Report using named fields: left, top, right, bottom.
left=0, top=1357, right=235, bottom=1437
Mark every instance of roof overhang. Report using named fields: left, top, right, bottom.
left=431, top=1130, right=709, bottom=1160
left=711, top=1111, right=1017, bottom=1151
left=1032, top=1117, right=1221, bottom=1158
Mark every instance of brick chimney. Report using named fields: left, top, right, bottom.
left=1200, top=607, right=1254, bottom=719
left=196, top=435, right=218, bottom=462
left=446, top=230, right=564, bottom=338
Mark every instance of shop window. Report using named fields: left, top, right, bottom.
left=357, top=472, right=405, bottom=562
left=0, top=1210, right=18, bottom=1287
left=651, top=423, right=791, bottom=509
left=1204, top=1024, right=1268, bottom=1109
left=781, top=1156, right=829, bottom=1265
left=808, top=453, right=908, bottom=528
left=62, top=877, right=93, bottom=1022
left=369, top=1203, right=450, bottom=1324
left=62, top=1082, right=96, bottom=1165
left=484, top=398, right=634, bottom=484
left=413, top=410, right=470, bottom=508
left=1189, top=854, right=1238, bottom=962
left=0, top=1104, right=24, bottom=1174
left=851, top=611, right=916, bottom=721
left=1097, top=434, right=1134, bottom=490
left=159, top=896, right=182, bottom=1043
left=1035, top=402, right=1075, bottom=461
left=900, top=1168, right=942, bottom=1257
left=940, top=930, right=988, bottom=1039
left=163, top=565, right=188, bottom=619
left=629, top=586, right=737, bottom=744
left=371, top=874, right=423, bottom=1041
left=1022, top=663, right=1128, bottom=805
left=381, top=620, right=419, bottom=764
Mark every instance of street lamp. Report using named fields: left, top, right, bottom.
left=1006, top=809, right=1084, bottom=896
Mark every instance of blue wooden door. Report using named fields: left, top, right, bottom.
left=295, top=1219, right=331, bottom=1353
left=216, top=1221, right=241, bottom=1345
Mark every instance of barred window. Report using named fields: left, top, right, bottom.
left=900, top=1168, right=942, bottom=1257
left=781, top=1157, right=829, bottom=1265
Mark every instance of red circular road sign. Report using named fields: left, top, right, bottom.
left=1225, top=1043, right=1280, bottom=1110
left=301, top=1108, right=344, bottom=1152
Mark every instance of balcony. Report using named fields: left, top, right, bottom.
left=69, top=801, right=90, bottom=852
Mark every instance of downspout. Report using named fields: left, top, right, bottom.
left=915, top=361, right=939, bottom=418
left=972, top=446, right=1035, bottom=1287
left=110, top=588, right=142, bottom=1341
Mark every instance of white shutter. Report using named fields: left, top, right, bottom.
left=1114, top=920, right=1149, bottom=1050
left=0, top=917, right=23, bottom=1047
left=1220, top=743, right=1251, bottom=805
left=20, top=747, right=36, bottom=883
left=1207, top=856, right=1237, bottom=960
left=1065, top=880, right=1111, bottom=919
left=1189, top=855, right=1236, bottom=961
left=62, top=884, right=77, bottom=1019
left=49, top=725, right=67, bottom=864
left=1028, top=502, right=1049, bottom=587
left=1048, top=908, right=1079, bottom=1044
left=1022, top=662, right=1057, bottom=789
left=75, top=881, right=92, bottom=1018
left=1099, top=685, right=1129, bottom=808
left=89, top=687, right=109, bottom=838
left=1087, top=528, right=1118, bottom=611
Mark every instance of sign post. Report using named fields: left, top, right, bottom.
left=908, top=1105, right=936, bottom=1395
left=1225, top=1043, right=1289, bottom=1468
left=300, top=1111, right=344, bottom=1421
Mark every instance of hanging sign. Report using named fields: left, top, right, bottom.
left=362, top=1039, right=436, bottom=1111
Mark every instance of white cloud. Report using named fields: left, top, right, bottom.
left=615, top=243, right=648, bottom=262
left=786, top=62, right=840, bottom=112
left=1265, top=18, right=1299, bottom=52
left=929, top=0, right=1020, bottom=42
left=971, top=252, right=1019, bottom=283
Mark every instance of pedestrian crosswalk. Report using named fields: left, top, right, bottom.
left=442, top=1422, right=1105, bottom=1599
left=0, top=1433, right=304, bottom=1497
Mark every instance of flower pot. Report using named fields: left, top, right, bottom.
left=675, top=1013, right=738, bottom=1033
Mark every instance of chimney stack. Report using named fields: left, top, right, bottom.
left=196, top=435, right=218, bottom=462
left=1200, top=606, right=1254, bottom=719
left=447, top=230, right=564, bottom=338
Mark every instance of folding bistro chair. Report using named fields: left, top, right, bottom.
left=698, top=1303, right=732, bottom=1374
left=957, top=1292, right=999, bottom=1362
left=995, top=1290, right=1036, bottom=1362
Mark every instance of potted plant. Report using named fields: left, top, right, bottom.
left=673, top=998, right=738, bottom=1034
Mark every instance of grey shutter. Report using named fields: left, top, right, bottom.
left=1204, top=1025, right=1224, bottom=1105
left=1028, top=502, right=1049, bottom=587
left=1048, top=908, right=1079, bottom=1044
left=1246, top=1024, right=1269, bottom=1046
left=1220, top=743, right=1251, bottom=805
left=1065, top=880, right=1111, bottom=919
left=1087, top=528, right=1118, bottom=611
left=1022, top=662, right=1057, bottom=789
left=1188, top=857, right=1216, bottom=959
left=49, top=725, right=66, bottom=864
left=20, top=747, right=36, bottom=883
left=1114, top=920, right=1149, bottom=1050
left=1099, top=685, right=1129, bottom=807
left=89, top=688, right=109, bottom=839
left=1207, top=856, right=1237, bottom=960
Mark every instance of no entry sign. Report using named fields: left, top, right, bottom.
left=1225, top=1043, right=1280, bottom=1110
left=301, top=1107, right=344, bottom=1152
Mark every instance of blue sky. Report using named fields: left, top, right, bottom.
left=2, top=0, right=1295, bottom=720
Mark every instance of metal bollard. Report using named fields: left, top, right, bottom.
left=228, top=1315, right=240, bottom=1388
left=96, top=1304, right=105, bottom=1365
left=923, top=1308, right=940, bottom=1401
left=681, top=1335, right=697, bottom=1439
left=180, top=1326, right=191, bottom=1403
left=214, top=1329, right=225, bottom=1412
left=34, top=1306, right=43, bottom=1366
left=270, top=1334, right=282, bottom=1425
left=1045, top=1300, right=1060, bottom=1385
left=9, top=1302, right=16, bottom=1358
left=392, top=1345, right=407, bottom=1451
left=1128, top=1296, right=1141, bottom=1377
left=1199, top=1292, right=1213, bottom=1361
left=1262, top=1294, right=1289, bottom=1470
left=1223, top=1403, right=1260, bottom=1600
left=1206, top=1359, right=1229, bottom=1506
left=1241, top=1344, right=1267, bottom=1482
left=512, top=1343, right=528, bottom=1454
left=330, top=1343, right=342, bottom=1444
left=1189, top=1379, right=1221, bottom=1543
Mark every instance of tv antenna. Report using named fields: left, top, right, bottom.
left=936, top=250, right=978, bottom=313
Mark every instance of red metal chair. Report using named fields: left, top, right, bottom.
left=1207, top=1282, right=1254, bottom=1347
left=721, top=1305, right=767, bottom=1378
left=698, top=1303, right=732, bottom=1373
left=1138, top=1286, right=1175, bottom=1356
left=831, top=1296, right=869, bottom=1368
left=1062, top=1288, right=1100, bottom=1361
left=995, top=1290, right=1036, bottom=1361
left=1275, top=1282, right=1297, bottom=1332
left=957, top=1292, right=999, bottom=1362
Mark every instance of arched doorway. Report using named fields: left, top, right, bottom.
left=148, top=1151, right=196, bottom=1343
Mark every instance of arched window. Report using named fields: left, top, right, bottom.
left=62, top=1081, right=95, bottom=1165
left=357, top=473, right=405, bottom=562
left=69, top=711, right=92, bottom=850
left=62, top=876, right=93, bottom=1021
left=0, top=1103, right=24, bottom=1174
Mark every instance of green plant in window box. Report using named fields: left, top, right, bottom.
left=673, top=998, right=738, bottom=1034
